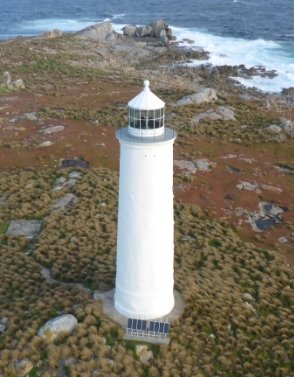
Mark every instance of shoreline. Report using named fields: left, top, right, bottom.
left=1, top=20, right=294, bottom=95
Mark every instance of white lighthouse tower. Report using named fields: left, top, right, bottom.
left=114, top=80, right=177, bottom=319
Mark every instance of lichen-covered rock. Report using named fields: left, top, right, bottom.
left=191, top=106, right=235, bottom=123
left=39, top=29, right=63, bottom=39
left=6, top=220, right=42, bottom=238
left=267, top=124, right=282, bottom=133
left=136, top=345, right=153, bottom=363
left=38, top=314, right=78, bottom=341
left=52, top=193, right=76, bottom=210
left=36, top=141, right=54, bottom=148
left=174, top=88, right=218, bottom=106
left=22, top=112, right=38, bottom=121
left=15, top=359, right=34, bottom=376
left=8, top=78, right=25, bottom=90
left=40, top=125, right=65, bottom=134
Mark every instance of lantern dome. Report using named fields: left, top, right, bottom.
left=128, top=80, right=165, bottom=137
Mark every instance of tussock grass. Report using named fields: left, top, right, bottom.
left=0, top=167, right=294, bottom=376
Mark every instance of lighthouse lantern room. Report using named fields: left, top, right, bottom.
left=115, top=80, right=177, bottom=319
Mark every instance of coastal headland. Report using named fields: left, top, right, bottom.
left=0, top=21, right=294, bottom=377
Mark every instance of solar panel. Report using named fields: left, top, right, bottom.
left=150, top=321, right=155, bottom=332
left=154, top=322, right=160, bottom=332
left=128, top=319, right=169, bottom=337
left=159, top=322, right=165, bottom=334
left=142, top=320, right=147, bottom=331
left=164, top=323, right=170, bottom=334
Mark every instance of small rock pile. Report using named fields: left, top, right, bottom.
left=39, top=29, right=63, bottom=39
left=1, top=71, right=25, bottom=90
left=122, top=19, right=175, bottom=45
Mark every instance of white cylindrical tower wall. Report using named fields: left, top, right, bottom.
left=115, top=131, right=176, bottom=319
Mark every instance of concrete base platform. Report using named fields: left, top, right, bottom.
left=123, top=333, right=170, bottom=345
left=94, top=289, right=185, bottom=344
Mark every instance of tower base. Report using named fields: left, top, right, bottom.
left=95, top=288, right=184, bottom=331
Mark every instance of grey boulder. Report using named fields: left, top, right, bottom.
left=267, top=124, right=282, bottom=133
left=149, top=19, right=167, bottom=30
left=6, top=220, right=42, bottom=238
left=159, top=35, right=168, bottom=45
left=8, top=79, right=25, bottom=90
left=136, top=25, right=153, bottom=37
left=77, top=22, right=116, bottom=42
left=3, top=71, right=11, bottom=85
left=38, top=314, right=78, bottom=341
left=122, top=25, right=137, bottom=37
left=174, top=88, right=218, bottom=106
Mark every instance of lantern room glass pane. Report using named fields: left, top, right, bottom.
left=134, top=109, right=140, bottom=119
left=148, top=109, right=154, bottom=119
left=148, top=119, right=155, bottom=129
left=155, top=109, right=161, bottom=119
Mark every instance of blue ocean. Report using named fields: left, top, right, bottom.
left=1, top=0, right=294, bottom=93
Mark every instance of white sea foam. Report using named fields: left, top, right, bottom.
left=20, top=18, right=106, bottom=33
left=172, top=26, right=294, bottom=93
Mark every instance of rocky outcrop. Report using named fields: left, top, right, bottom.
left=38, top=314, right=78, bottom=341
left=122, top=19, right=175, bottom=45
left=281, top=87, right=294, bottom=96
left=174, top=88, right=218, bottom=106
left=192, top=106, right=235, bottom=123
left=77, top=22, right=116, bottom=42
left=39, top=29, right=63, bottom=39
